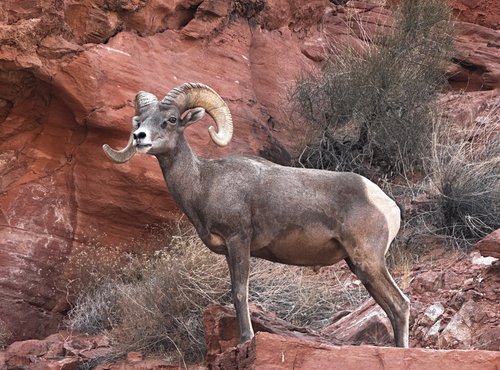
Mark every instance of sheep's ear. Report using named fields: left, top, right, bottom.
left=181, top=107, right=205, bottom=127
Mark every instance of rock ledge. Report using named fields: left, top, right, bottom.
left=212, top=331, right=500, bottom=370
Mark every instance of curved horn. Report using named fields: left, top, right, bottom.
left=102, top=92, right=158, bottom=164
left=161, top=82, right=233, bottom=146
left=103, top=134, right=136, bottom=163
left=102, top=116, right=141, bottom=164
left=135, top=91, right=158, bottom=116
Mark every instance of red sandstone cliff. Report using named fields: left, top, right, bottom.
left=0, top=0, right=499, bottom=344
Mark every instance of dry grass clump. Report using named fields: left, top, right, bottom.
left=430, top=102, right=500, bottom=246
left=108, top=229, right=231, bottom=362
left=65, top=279, right=120, bottom=335
left=66, top=221, right=370, bottom=363
left=65, top=230, right=134, bottom=292
left=292, top=0, right=453, bottom=176
left=378, top=99, right=500, bottom=259
left=0, top=319, right=12, bottom=349
left=66, top=223, right=231, bottom=362
left=249, top=260, right=368, bottom=329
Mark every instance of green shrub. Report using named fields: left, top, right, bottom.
left=292, top=0, right=453, bottom=176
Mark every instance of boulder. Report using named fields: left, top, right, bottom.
left=322, top=299, right=393, bottom=345
left=438, top=300, right=476, bottom=349
left=476, top=229, right=500, bottom=258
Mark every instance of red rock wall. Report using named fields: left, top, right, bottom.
left=452, top=0, right=500, bottom=30
left=0, top=0, right=330, bottom=341
left=1, top=0, right=499, bottom=342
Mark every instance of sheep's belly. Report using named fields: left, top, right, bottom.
left=251, top=228, right=347, bottom=266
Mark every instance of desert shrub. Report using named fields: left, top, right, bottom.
left=292, top=0, right=453, bottom=176
left=66, top=221, right=370, bottom=363
left=108, top=229, right=231, bottom=362
left=66, top=223, right=231, bottom=363
left=431, top=104, right=500, bottom=245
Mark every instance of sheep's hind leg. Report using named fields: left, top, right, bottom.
left=345, top=256, right=410, bottom=347
left=225, top=236, right=254, bottom=343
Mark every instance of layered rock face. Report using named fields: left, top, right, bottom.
left=0, top=0, right=499, bottom=343
left=0, top=0, right=319, bottom=341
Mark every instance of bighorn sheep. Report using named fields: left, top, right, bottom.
left=103, top=82, right=410, bottom=347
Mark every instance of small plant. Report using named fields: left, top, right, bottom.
left=377, top=172, right=448, bottom=288
left=108, top=228, right=231, bottom=362
left=292, top=0, right=453, bottom=176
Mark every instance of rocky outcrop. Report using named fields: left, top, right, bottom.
left=213, top=331, right=500, bottom=370
left=0, top=245, right=498, bottom=368
left=0, top=331, right=112, bottom=370
left=2, top=253, right=498, bottom=370
left=203, top=303, right=342, bottom=364
left=0, top=331, right=206, bottom=370
left=409, top=250, right=499, bottom=351
left=448, top=22, right=500, bottom=90
left=1, top=0, right=499, bottom=343
left=4, top=330, right=498, bottom=370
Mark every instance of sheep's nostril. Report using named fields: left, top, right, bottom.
left=134, top=131, right=147, bottom=140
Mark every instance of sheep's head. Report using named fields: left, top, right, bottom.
left=103, top=82, right=233, bottom=163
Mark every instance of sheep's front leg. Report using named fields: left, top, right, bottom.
left=225, top=238, right=253, bottom=343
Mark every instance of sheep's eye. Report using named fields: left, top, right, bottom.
left=161, top=116, right=176, bottom=128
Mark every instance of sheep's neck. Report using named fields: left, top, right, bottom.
left=155, top=135, right=203, bottom=217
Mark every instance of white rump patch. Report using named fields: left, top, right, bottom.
left=361, top=177, right=401, bottom=243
